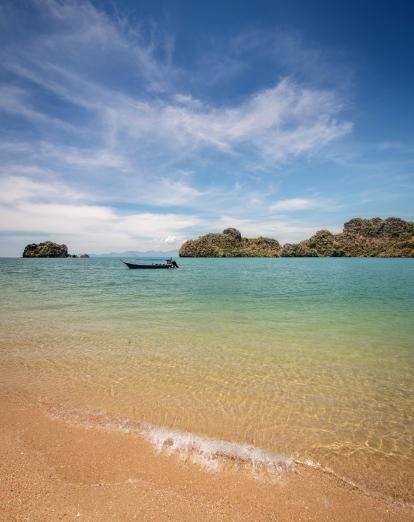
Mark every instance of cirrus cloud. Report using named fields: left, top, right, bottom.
left=269, top=198, right=324, bottom=212
left=0, top=0, right=355, bottom=255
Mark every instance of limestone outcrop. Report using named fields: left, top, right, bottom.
left=179, top=228, right=281, bottom=257
left=179, top=218, right=414, bottom=258
left=22, top=241, right=69, bottom=258
left=280, top=218, right=414, bottom=257
left=22, top=242, right=91, bottom=258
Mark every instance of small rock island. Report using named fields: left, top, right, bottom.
left=23, top=241, right=70, bottom=258
left=179, top=218, right=414, bottom=257
left=179, top=228, right=281, bottom=257
left=22, top=241, right=89, bottom=258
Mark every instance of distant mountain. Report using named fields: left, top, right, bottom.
left=90, top=250, right=178, bottom=258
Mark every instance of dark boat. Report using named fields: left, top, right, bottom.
left=122, top=258, right=179, bottom=269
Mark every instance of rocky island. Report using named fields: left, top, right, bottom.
left=281, top=217, right=414, bottom=257
left=179, top=228, right=281, bottom=257
left=22, top=241, right=89, bottom=258
left=179, top=218, right=414, bottom=257
left=23, top=241, right=70, bottom=258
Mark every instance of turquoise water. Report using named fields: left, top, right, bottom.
left=0, top=257, right=413, bottom=500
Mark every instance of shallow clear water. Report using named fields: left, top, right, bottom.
left=1, top=257, right=413, bottom=500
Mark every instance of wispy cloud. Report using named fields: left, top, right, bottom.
left=0, top=175, right=83, bottom=204
left=0, top=0, right=357, bottom=254
left=0, top=85, right=74, bottom=131
left=1, top=0, right=352, bottom=163
left=269, top=197, right=328, bottom=212
left=151, top=79, right=352, bottom=161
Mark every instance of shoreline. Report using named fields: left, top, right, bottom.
left=1, top=387, right=413, bottom=521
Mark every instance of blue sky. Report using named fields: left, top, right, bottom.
left=0, top=0, right=413, bottom=255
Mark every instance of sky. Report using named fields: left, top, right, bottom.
left=0, top=0, right=413, bottom=255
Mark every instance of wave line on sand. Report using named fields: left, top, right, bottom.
left=42, top=404, right=294, bottom=480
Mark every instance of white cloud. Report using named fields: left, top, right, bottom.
left=117, top=78, right=352, bottom=161
left=207, top=214, right=322, bottom=243
left=131, top=178, right=204, bottom=207
left=1, top=1, right=352, bottom=168
left=0, top=175, right=200, bottom=253
left=0, top=199, right=199, bottom=252
left=0, top=175, right=83, bottom=204
left=38, top=142, right=128, bottom=170
left=163, top=236, right=177, bottom=243
left=269, top=198, right=323, bottom=212
left=3, top=72, right=352, bottom=165
left=0, top=1, right=355, bottom=254
left=0, top=85, right=74, bottom=130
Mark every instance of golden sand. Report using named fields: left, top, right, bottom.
left=1, top=387, right=413, bottom=522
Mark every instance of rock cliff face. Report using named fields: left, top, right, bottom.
left=179, top=228, right=281, bottom=257
left=22, top=241, right=69, bottom=258
left=280, top=217, right=414, bottom=257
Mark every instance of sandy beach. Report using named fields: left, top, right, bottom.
left=1, top=383, right=413, bottom=522
left=1, top=0, right=414, bottom=517
left=1, top=257, right=414, bottom=520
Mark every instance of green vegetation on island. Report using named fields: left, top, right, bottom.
left=23, top=241, right=69, bottom=258
left=281, top=217, right=414, bottom=257
left=22, top=241, right=89, bottom=258
left=179, top=218, right=414, bottom=257
left=179, top=228, right=281, bottom=257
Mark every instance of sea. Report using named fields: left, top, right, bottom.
left=0, top=257, right=413, bottom=501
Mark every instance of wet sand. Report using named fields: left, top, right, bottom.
left=1, top=388, right=413, bottom=521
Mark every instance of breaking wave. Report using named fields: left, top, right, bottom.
left=40, top=401, right=414, bottom=507
left=141, top=422, right=293, bottom=477
left=42, top=403, right=294, bottom=480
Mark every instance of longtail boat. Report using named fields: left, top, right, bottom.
left=122, top=258, right=179, bottom=269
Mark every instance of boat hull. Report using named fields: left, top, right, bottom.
left=123, top=261, right=175, bottom=269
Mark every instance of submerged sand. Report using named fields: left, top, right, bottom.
left=1, top=388, right=413, bottom=522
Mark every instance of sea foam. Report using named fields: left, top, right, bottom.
left=140, top=422, right=294, bottom=477
left=42, top=403, right=294, bottom=480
